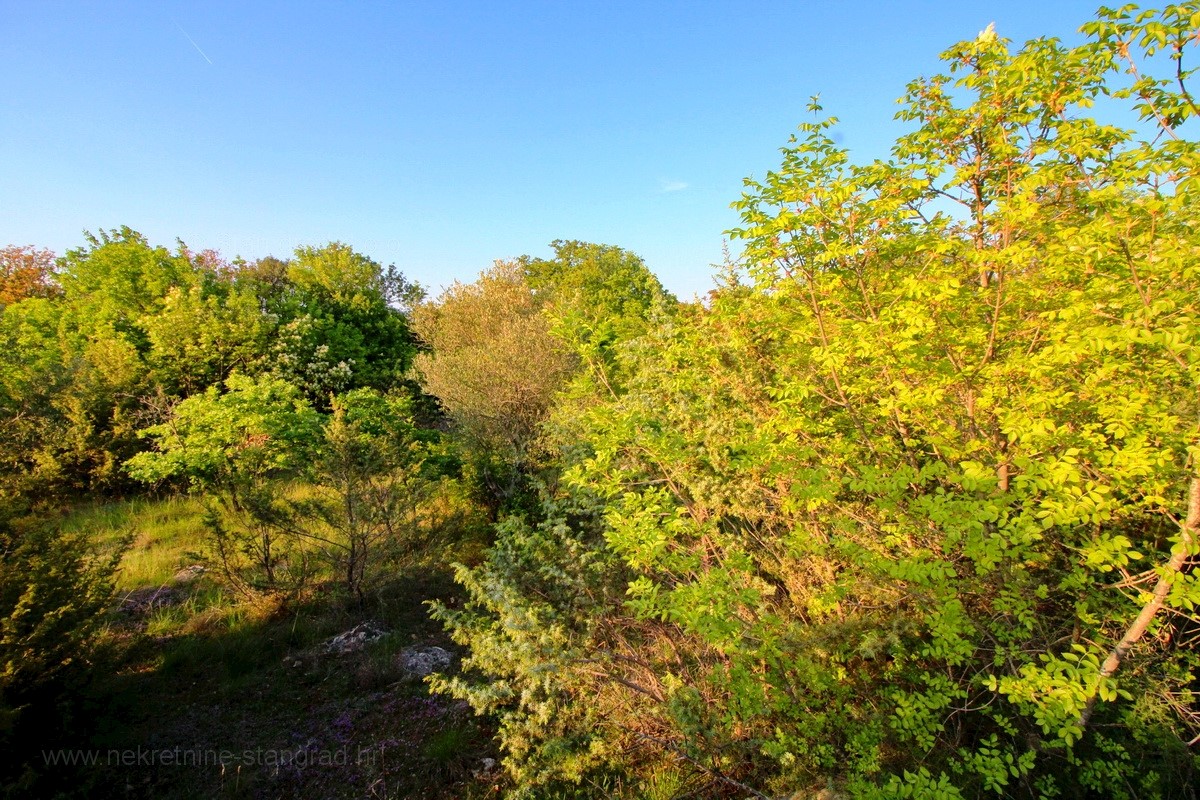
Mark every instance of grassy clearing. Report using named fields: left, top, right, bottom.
left=62, top=495, right=210, bottom=590
left=59, top=492, right=504, bottom=800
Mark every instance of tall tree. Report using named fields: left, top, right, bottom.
left=437, top=6, right=1200, bottom=797
left=521, top=239, right=674, bottom=354
left=268, top=242, right=419, bottom=404
left=522, top=240, right=677, bottom=418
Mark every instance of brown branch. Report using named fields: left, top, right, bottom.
left=1079, top=476, right=1200, bottom=730
left=578, top=667, right=665, bottom=704
left=1174, top=44, right=1200, bottom=120
left=1120, top=45, right=1182, bottom=142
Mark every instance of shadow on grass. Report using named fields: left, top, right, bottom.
left=58, top=565, right=500, bottom=800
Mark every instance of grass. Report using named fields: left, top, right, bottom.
left=55, top=491, right=502, bottom=800
left=422, top=723, right=477, bottom=763
left=61, top=495, right=209, bottom=590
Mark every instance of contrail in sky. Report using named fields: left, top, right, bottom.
left=174, top=21, right=213, bottom=64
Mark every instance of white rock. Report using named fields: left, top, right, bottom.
left=323, top=622, right=388, bottom=655
left=172, top=564, right=206, bottom=584
left=398, top=645, right=453, bottom=676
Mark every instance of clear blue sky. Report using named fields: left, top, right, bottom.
left=2, top=1, right=1105, bottom=299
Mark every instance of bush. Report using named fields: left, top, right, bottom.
left=438, top=6, right=1200, bottom=797
left=0, top=506, right=118, bottom=793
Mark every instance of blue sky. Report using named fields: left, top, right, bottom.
left=2, top=1, right=1106, bottom=299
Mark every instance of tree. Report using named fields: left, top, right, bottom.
left=286, top=390, right=438, bottom=601
left=142, top=282, right=273, bottom=397
left=411, top=245, right=672, bottom=510
left=0, top=504, right=118, bottom=792
left=0, top=228, right=212, bottom=495
left=0, top=231, right=420, bottom=500
left=128, top=378, right=442, bottom=600
left=56, top=227, right=198, bottom=353
left=0, top=246, right=58, bottom=308
left=127, top=374, right=324, bottom=594
left=411, top=260, right=576, bottom=507
left=437, top=5, right=1200, bottom=797
left=267, top=242, right=420, bottom=405
left=521, top=241, right=678, bottom=453
left=521, top=239, right=674, bottom=359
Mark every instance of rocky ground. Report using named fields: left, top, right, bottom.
left=76, top=564, right=501, bottom=800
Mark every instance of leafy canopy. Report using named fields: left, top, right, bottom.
left=436, top=5, right=1200, bottom=798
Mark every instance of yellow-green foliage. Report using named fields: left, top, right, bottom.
left=1, top=512, right=117, bottom=733
left=411, top=261, right=576, bottom=465
left=438, top=5, right=1200, bottom=798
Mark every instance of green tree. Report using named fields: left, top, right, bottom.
left=0, top=504, right=118, bottom=793
left=411, top=245, right=671, bottom=510
left=56, top=227, right=198, bottom=354
left=0, top=292, right=147, bottom=497
left=0, top=297, right=71, bottom=499
left=521, top=239, right=674, bottom=361
left=128, top=379, right=441, bottom=600
left=286, top=389, right=438, bottom=600
left=438, top=5, right=1200, bottom=798
left=135, top=246, right=275, bottom=398
left=430, top=491, right=630, bottom=790
left=411, top=260, right=576, bottom=507
left=522, top=241, right=678, bottom=457
left=0, top=231, right=418, bottom=499
left=268, top=242, right=419, bottom=404
left=0, top=229, right=197, bottom=495
left=0, top=229, right=263, bottom=496
left=127, top=374, right=324, bottom=593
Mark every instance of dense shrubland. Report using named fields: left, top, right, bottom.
left=431, top=6, right=1200, bottom=798
left=0, top=233, right=446, bottom=794
left=2, top=4, right=1199, bottom=798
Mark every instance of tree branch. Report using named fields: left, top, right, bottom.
left=1079, top=475, right=1200, bottom=730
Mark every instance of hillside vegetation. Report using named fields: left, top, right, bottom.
left=2, top=4, right=1199, bottom=798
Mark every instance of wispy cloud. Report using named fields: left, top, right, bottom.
left=174, top=21, right=213, bottom=65
left=659, top=179, right=689, bottom=193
